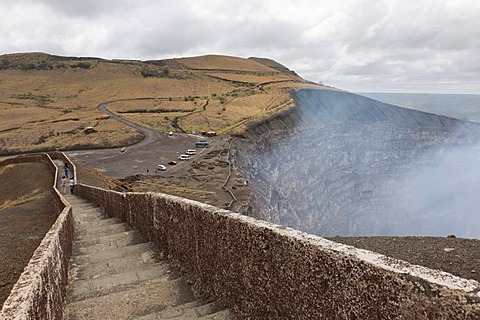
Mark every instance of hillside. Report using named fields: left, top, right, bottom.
left=0, top=52, right=320, bottom=155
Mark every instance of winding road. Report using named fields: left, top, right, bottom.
left=97, top=99, right=161, bottom=148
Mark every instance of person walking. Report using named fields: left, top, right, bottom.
left=69, top=176, right=75, bottom=194
left=63, top=163, right=69, bottom=178
left=61, top=176, right=67, bottom=194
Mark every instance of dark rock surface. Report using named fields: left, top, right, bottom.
left=233, top=89, right=480, bottom=238
left=329, top=236, right=480, bottom=282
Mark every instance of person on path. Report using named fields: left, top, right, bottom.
left=63, top=163, right=69, bottom=178
left=69, top=177, right=75, bottom=194
left=61, top=176, right=67, bottom=194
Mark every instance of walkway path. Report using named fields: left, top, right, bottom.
left=54, top=160, right=235, bottom=319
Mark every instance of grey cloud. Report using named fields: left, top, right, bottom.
left=36, top=0, right=137, bottom=18
left=1, top=0, right=479, bottom=93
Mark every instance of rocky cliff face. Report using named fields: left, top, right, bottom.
left=233, top=89, right=480, bottom=237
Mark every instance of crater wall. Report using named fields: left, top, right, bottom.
left=233, top=89, right=480, bottom=237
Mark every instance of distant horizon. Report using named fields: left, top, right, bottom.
left=357, top=91, right=480, bottom=96
left=358, top=91, right=480, bottom=123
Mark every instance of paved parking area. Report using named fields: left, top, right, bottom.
left=68, top=133, right=225, bottom=179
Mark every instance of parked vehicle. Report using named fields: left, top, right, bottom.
left=157, top=164, right=167, bottom=171
left=186, top=149, right=197, bottom=155
left=168, top=161, right=177, bottom=165
left=178, top=154, right=190, bottom=161
left=195, top=141, right=209, bottom=148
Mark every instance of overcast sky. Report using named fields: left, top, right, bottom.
left=1, top=0, right=479, bottom=93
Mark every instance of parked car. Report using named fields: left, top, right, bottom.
left=157, top=164, right=167, bottom=171
left=168, top=161, right=177, bottom=165
left=186, top=149, right=197, bottom=155
left=178, top=154, right=190, bottom=161
left=195, top=141, right=209, bottom=148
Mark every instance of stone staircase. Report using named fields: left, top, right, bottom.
left=62, top=194, right=235, bottom=319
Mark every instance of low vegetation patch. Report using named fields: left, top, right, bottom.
left=71, top=62, right=91, bottom=69
left=0, top=193, right=41, bottom=211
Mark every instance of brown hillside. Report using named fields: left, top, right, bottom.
left=171, top=54, right=277, bottom=72
left=0, top=52, right=321, bottom=155
left=248, top=57, right=290, bottom=71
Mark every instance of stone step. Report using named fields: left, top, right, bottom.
left=66, top=197, right=92, bottom=205
left=73, top=230, right=143, bottom=255
left=74, top=215, right=108, bottom=225
left=71, top=203, right=100, bottom=210
left=72, top=248, right=160, bottom=281
left=134, top=300, right=202, bottom=320
left=135, top=300, right=230, bottom=320
left=73, top=210, right=106, bottom=222
left=75, top=217, right=121, bottom=229
left=197, top=310, right=234, bottom=320
left=65, top=275, right=196, bottom=320
left=71, top=205, right=102, bottom=212
left=60, top=189, right=237, bottom=319
left=75, top=222, right=131, bottom=239
left=72, top=242, right=157, bottom=265
left=68, top=263, right=174, bottom=303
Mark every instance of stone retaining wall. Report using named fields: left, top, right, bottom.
left=0, top=153, right=74, bottom=320
left=75, top=183, right=480, bottom=319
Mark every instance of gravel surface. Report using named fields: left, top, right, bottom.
left=329, top=236, right=480, bottom=282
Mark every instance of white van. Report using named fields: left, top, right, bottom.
left=186, top=149, right=197, bottom=155
left=178, top=154, right=190, bottom=161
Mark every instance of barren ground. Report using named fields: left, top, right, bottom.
left=329, top=236, right=480, bottom=282
left=0, top=162, right=57, bottom=305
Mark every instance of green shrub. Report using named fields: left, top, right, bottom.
left=20, top=63, right=36, bottom=71
left=71, top=62, right=91, bottom=69
left=37, top=62, right=53, bottom=70
left=141, top=69, right=160, bottom=77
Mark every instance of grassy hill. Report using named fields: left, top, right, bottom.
left=0, top=52, right=321, bottom=154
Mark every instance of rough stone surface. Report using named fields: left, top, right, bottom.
left=63, top=191, right=233, bottom=319
left=76, top=184, right=480, bottom=319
